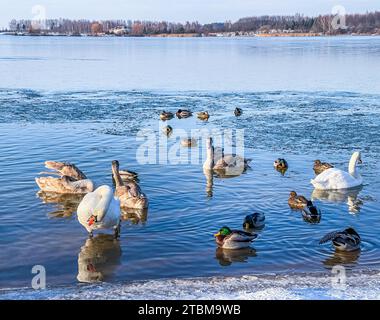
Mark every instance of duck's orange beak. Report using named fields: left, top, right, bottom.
left=214, top=232, right=220, bottom=237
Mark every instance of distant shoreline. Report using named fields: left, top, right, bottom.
left=1, top=32, right=379, bottom=38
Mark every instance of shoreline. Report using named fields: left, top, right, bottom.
left=1, top=270, right=380, bottom=300
left=1, top=32, right=379, bottom=38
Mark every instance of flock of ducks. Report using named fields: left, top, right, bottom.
left=214, top=150, right=363, bottom=252
left=35, top=107, right=364, bottom=258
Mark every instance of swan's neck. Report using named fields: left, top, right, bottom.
left=112, top=164, right=124, bottom=187
left=348, top=153, right=360, bottom=178
left=204, top=146, right=214, bottom=170
left=94, top=186, right=113, bottom=222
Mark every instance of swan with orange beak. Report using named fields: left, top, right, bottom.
left=77, top=185, right=121, bottom=238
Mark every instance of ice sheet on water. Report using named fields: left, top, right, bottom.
left=1, top=271, right=380, bottom=300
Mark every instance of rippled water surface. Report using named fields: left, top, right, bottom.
left=0, top=36, right=379, bottom=289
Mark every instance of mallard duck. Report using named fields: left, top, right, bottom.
left=112, top=160, right=148, bottom=209
left=319, top=227, right=361, bottom=251
left=301, top=203, right=322, bottom=224
left=214, top=226, right=257, bottom=250
left=234, top=107, right=242, bottom=116
left=197, top=111, right=209, bottom=120
left=35, top=161, right=94, bottom=194
left=243, top=213, right=265, bottom=229
left=274, top=158, right=288, bottom=170
left=203, top=137, right=251, bottom=176
left=162, top=125, right=173, bottom=136
left=77, top=185, right=121, bottom=238
left=176, top=109, right=192, bottom=118
left=181, top=137, right=197, bottom=147
left=311, top=152, right=363, bottom=190
left=288, top=191, right=310, bottom=209
left=313, top=160, right=334, bottom=175
left=160, top=111, right=174, bottom=121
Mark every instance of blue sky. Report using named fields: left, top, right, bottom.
left=1, top=0, right=379, bottom=28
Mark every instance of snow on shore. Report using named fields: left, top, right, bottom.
left=1, top=271, right=380, bottom=300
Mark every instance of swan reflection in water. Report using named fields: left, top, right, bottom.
left=121, top=208, right=148, bottom=225
left=77, top=234, right=122, bottom=283
left=37, top=191, right=85, bottom=218
left=311, top=187, right=363, bottom=214
left=215, top=247, right=257, bottom=266
left=322, top=249, right=361, bottom=269
left=203, top=168, right=248, bottom=198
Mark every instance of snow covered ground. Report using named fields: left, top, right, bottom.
left=1, top=271, right=380, bottom=300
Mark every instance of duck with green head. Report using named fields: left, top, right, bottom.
left=214, top=226, right=257, bottom=250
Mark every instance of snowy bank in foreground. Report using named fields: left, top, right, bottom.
left=1, top=272, right=380, bottom=300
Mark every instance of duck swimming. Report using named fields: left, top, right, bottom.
left=176, top=109, right=192, bottom=118
left=203, top=137, right=251, bottom=176
left=311, top=151, right=363, bottom=190
left=243, top=213, right=265, bottom=229
left=214, top=226, right=257, bottom=250
left=35, top=161, right=94, bottom=194
left=181, top=138, right=197, bottom=147
left=197, top=111, right=209, bottom=120
left=288, top=191, right=310, bottom=209
left=274, top=158, right=288, bottom=170
left=288, top=191, right=321, bottom=222
left=160, top=111, right=174, bottom=121
left=112, top=160, right=148, bottom=209
left=162, top=125, right=173, bottom=136
left=274, top=158, right=288, bottom=175
left=234, top=107, right=242, bottom=116
left=77, top=185, right=121, bottom=238
left=314, top=160, right=334, bottom=175
left=301, top=204, right=321, bottom=224
left=319, top=227, right=361, bottom=251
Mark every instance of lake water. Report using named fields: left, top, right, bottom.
left=0, top=35, right=379, bottom=294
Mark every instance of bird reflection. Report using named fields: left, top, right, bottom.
left=203, top=168, right=247, bottom=198
left=204, top=169, right=214, bottom=197
left=121, top=208, right=148, bottom=224
left=37, top=191, right=84, bottom=218
left=311, top=187, right=363, bottom=213
left=215, top=247, right=257, bottom=266
left=77, top=234, right=122, bottom=283
left=322, top=249, right=361, bottom=269
left=275, top=167, right=288, bottom=176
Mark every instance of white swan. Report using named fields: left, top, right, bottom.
left=77, top=185, right=121, bottom=238
left=311, top=151, right=363, bottom=190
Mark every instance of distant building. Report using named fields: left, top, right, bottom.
left=109, top=26, right=128, bottom=36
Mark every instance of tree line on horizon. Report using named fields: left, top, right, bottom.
left=7, top=11, right=380, bottom=35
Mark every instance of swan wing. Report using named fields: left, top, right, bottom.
left=100, top=196, right=121, bottom=228
left=77, top=191, right=99, bottom=228
left=311, top=168, right=359, bottom=190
